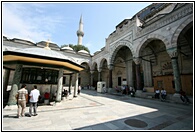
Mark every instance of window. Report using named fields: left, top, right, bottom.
left=157, top=81, right=163, bottom=89
left=21, top=68, right=58, bottom=84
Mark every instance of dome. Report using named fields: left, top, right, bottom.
left=61, top=46, right=73, bottom=51
left=78, top=50, right=89, bottom=54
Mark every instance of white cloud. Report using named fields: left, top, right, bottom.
left=84, top=41, right=103, bottom=54
left=2, top=3, right=65, bottom=43
left=84, top=42, right=92, bottom=47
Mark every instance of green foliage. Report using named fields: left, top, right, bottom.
left=61, top=44, right=90, bottom=53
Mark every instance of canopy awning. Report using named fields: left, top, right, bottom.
left=3, top=48, right=84, bottom=72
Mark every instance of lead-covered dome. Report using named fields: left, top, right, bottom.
left=78, top=50, right=89, bottom=54
left=61, top=46, right=74, bottom=51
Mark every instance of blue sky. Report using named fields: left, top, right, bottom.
left=2, top=2, right=151, bottom=54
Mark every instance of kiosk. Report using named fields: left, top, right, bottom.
left=97, top=82, right=106, bottom=93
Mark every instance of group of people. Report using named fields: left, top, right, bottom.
left=16, top=84, right=82, bottom=118
left=53, top=85, right=81, bottom=100
left=15, top=84, right=40, bottom=118
left=154, top=88, right=190, bottom=103
left=154, top=88, right=167, bottom=100
left=115, top=85, right=135, bottom=96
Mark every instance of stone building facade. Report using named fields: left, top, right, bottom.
left=3, top=3, right=193, bottom=105
left=90, top=3, right=193, bottom=95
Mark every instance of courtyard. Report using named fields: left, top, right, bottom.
left=3, top=89, right=193, bottom=131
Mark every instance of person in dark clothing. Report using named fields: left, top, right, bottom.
left=180, top=89, right=190, bottom=104
left=62, top=89, right=68, bottom=99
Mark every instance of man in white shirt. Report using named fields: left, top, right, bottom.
left=121, top=86, right=126, bottom=94
left=29, top=85, right=40, bottom=116
left=161, top=88, right=167, bottom=100
left=155, top=89, right=160, bottom=99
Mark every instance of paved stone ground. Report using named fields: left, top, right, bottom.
left=2, top=89, right=194, bottom=131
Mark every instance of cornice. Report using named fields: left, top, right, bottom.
left=135, top=4, right=193, bottom=39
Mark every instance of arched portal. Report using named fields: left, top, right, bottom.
left=100, top=58, right=109, bottom=87
left=139, top=39, right=170, bottom=93
left=175, top=22, right=193, bottom=95
left=91, top=62, right=98, bottom=89
left=110, top=45, right=134, bottom=88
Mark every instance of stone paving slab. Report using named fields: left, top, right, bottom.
left=2, top=89, right=194, bottom=131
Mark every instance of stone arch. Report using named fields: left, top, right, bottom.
left=78, top=59, right=90, bottom=65
left=135, top=34, right=170, bottom=57
left=99, top=58, right=109, bottom=69
left=109, top=40, right=134, bottom=65
left=80, top=61, right=90, bottom=70
left=171, top=16, right=193, bottom=47
left=91, top=61, right=98, bottom=71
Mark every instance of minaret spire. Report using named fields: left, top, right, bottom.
left=77, top=14, right=84, bottom=45
left=79, top=14, right=83, bottom=24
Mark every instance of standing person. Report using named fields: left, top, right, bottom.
left=121, top=85, right=126, bottom=95
left=125, top=85, right=129, bottom=95
left=29, top=85, right=40, bottom=117
left=78, top=85, right=81, bottom=95
left=102, top=84, right=106, bottom=93
left=15, top=84, right=28, bottom=118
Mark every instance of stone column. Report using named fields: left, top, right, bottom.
left=56, top=69, right=63, bottom=102
left=3, top=69, right=10, bottom=101
left=7, top=64, right=22, bottom=105
left=108, top=64, right=113, bottom=88
left=98, top=68, right=102, bottom=81
left=126, top=59, right=133, bottom=87
left=73, top=73, right=79, bottom=97
left=133, top=58, right=142, bottom=91
left=68, top=74, right=72, bottom=94
left=90, top=70, right=94, bottom=87
left=142, top=52, right=153, bottom=86
left=167, top=47, right=182, bottom=93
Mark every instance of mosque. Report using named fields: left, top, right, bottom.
left=3, top=3, right=193, bottom=106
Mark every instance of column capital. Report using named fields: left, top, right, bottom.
left=90, top=70, right=94, bottom=74
left=98, top=68, right=102, bottom=72
left=108, top=64, right=114, bottom=70
left=133, top=57, right=141, bottom=65
left=167, top=47, right=178, bottom=59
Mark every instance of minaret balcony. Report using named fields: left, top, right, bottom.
left=77, top=30, right=84, bottom=36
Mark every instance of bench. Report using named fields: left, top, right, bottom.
left=141, top=92, right=155, bottom=99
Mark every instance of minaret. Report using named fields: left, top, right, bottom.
left=77, top=15, right=84, bottom=45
